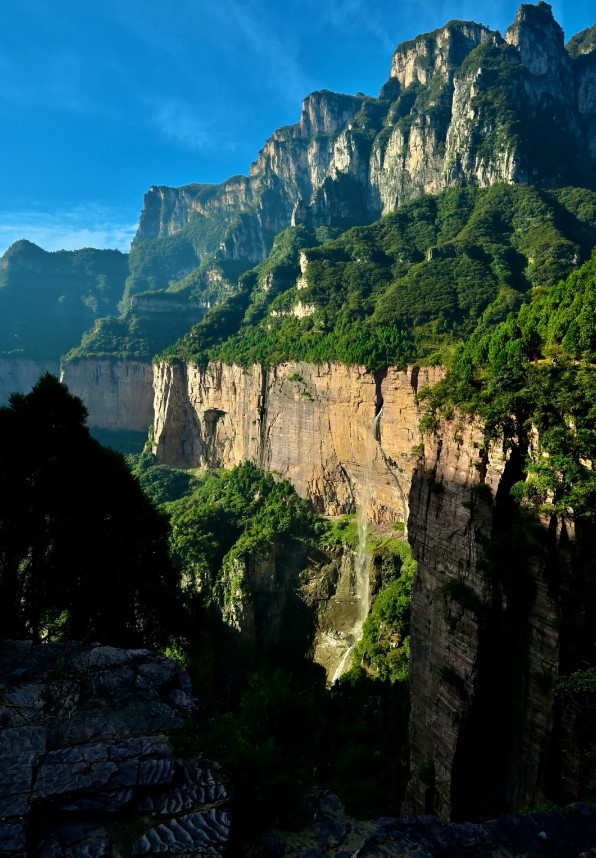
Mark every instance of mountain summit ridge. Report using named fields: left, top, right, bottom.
left=119, top=3, right=596, bottom=327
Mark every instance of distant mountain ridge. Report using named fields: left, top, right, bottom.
left=0, top=240, right=128, bottom=361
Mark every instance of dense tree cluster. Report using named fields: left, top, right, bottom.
left=0, top=374, right=178, bottom=645
left=0, top=241, right=128, bottom=360
left=429, top=251, right=596, bottom=521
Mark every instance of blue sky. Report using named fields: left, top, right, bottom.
left=0, top=0, right=593, bottom=256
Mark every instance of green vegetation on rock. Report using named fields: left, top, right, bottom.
left=64, top=292, right=205, bottom=361
left=427, top=250, right=596, bottom=522
left=0, top=241, right=128, bottom=360
left=165, top=461, right=317, bottom=599
left=353, top=543, right=417, bottom=684
left=167, top=184, right=596, bottom=370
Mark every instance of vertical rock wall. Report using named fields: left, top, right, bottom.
left=55, top=354, right=583, bottom=820
left=134, top=7, right=596, bottom=261
left=152, top=360, right=445, bottom=520
left=0, top=357, right=59, bottom=405
left=60, top=359, right=154, bottom=431
left=403, top=419, right=566, bottom=821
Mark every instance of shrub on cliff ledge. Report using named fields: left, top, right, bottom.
left=167, top=461, right=317, bottom=597
left=352, top=543, right=416, bottom=684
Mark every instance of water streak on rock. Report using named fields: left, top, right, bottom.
left=331, top=408, right=383, bottom=683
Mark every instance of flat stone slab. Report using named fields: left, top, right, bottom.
left=0, top=641, right=229, bottom=857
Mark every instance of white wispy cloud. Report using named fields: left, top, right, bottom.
left=220, top=0, right=312, bottom=104
left=111, top=0, right=312, bottom=108
left=0, top=203, right=138, bottom=257
left=153, top=100, right=237, bottom=152
left=319, top=0, right=396, bottom=53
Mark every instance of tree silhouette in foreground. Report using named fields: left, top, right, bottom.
left=0, top=373, right=179, bottom=645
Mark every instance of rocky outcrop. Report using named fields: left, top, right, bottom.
left=153, top=361, right=445, bottom=519
left=135, top=180, right=253, bottom=245
left=132, top=6, right=596, bottom=273
left=0, top=358, right=59, bottom=405
left=0, top=640, right=231, bottom=857
left=369, top=22, right=495, bottom=210
left=403, top=417, right=510, bottom=819
left=61, top=359, right=154, bottom=431
left=389, top=23, right=492, bottom=88
left=153, top=360, right=441, bottom=514
left=212, top=539, right=318, bottom=674
left=253, top=790, right=596, bottom=856
left=212, top=533, right=391, bottom=684
left=152, top=356, right=593, bottom=820
left=402, top=416, right=584, bottom=822
left=572, top=32, right=596, bottom=163
left=151, top=360, right=447, bottom=684
left=302, top=546, right=365, bottom=681
left=136, top=92, right=370, bottom=252
left=505, top=1, right=570, bottom=79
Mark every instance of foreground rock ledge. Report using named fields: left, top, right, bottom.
left=253, top=790, right=596, bottom=858
left=3, top=641, right=596, bottom=857
left=0, top=641, right=230, bottom=857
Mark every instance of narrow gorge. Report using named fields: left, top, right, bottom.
left=147, top=356, right=592, bottom=821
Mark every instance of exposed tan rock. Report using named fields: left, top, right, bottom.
left=389, top=22, right=493, bottom=89
left=152, top=361, right=445, bottom=522
left=134, top=9, right=596, bottom=264
left=151, top=360, right=449, bottom=685
left=403, top=417, right=563, bottom=821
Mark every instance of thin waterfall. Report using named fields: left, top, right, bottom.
left=331, top=407, right=383, bottom=684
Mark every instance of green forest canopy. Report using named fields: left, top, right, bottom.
left=166, top=184, right=596, bottom=371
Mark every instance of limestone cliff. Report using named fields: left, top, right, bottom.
left=61, top=359, right=154, bottom=431
left=132, top=6, right=596, bottom=275
left=402, top=418, right=512, bottom=820
left=151, top=360, right=441, bottom=683
left=403, top=415, right=593, bottom=822
left=152, top=357, right=594, bottom=820
left=152, top=360, right=444, bottom=519
left=0, top=357, right=59, bottom=405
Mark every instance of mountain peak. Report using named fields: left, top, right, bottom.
left=567, top=24, right=596, bottom=59
left=1, top=239, right=46, bottom=265
left=505, top=2, right=567, bottom=75
left=389, top=20, right=494, bottom=91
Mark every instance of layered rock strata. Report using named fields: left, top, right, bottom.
left=152, top=360, right=446, bottom=684
left=152, top=360, right=445, bottom=520
left=253, top=790, right=596, bottom=857
left=152, top=357, right=587, bottom=820
left=0, top=641, right=230, bottom=857
left=403, top=419, right=572, bottom=821
left=135, top=6, right=596, bottom=272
